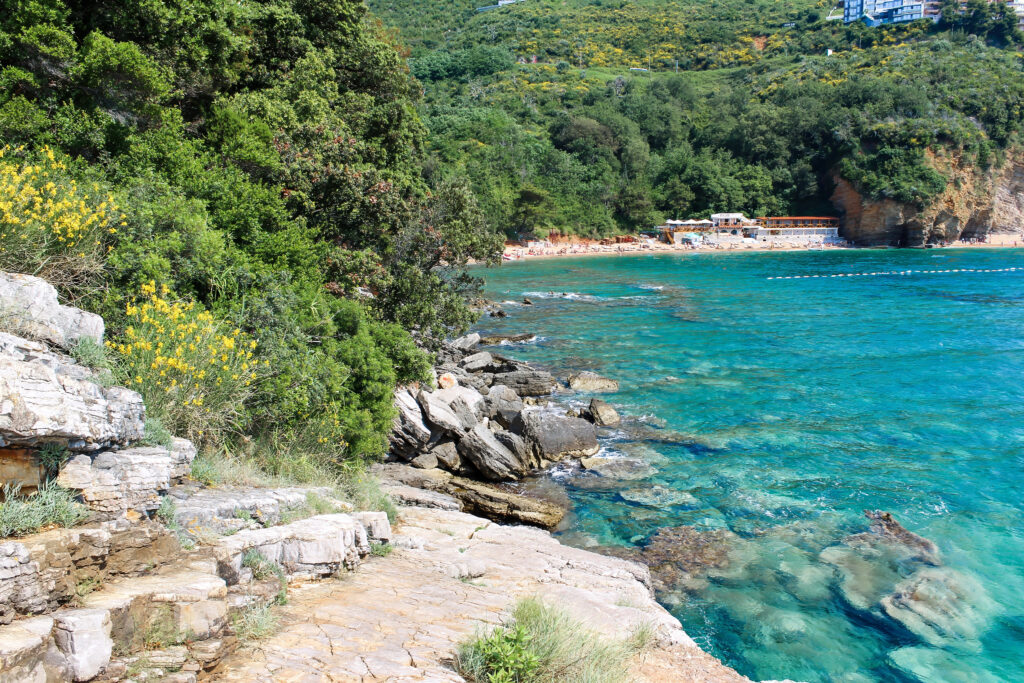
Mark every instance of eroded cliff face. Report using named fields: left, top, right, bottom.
left=831, top=149, right=1024, bottom=246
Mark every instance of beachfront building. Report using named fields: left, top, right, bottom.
left=844, top=0, right=935, bottom=24
left=751, top=217, right=841, bottom=243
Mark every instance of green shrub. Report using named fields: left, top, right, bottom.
left=369, top=541, right=392, bottom=557
left=37, top=443, right=69, bottom=478
left=0, top=482, right=89, bottom=538
left=106, top=281, right=259, bottom=445
left=456, top=598, right=652, bottom=683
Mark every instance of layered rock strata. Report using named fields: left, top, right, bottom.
left=831, top=149, right=1024, bottom=246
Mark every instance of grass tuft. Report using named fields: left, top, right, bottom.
left=456, top=597, right=653, bottom=683
left=232, top=603, right=280, bottom=642
left=241, top=549, right=288, bottom=604
left=140, top=417, right=174, bottom=450
left=0, top=482, right=89, bottom=538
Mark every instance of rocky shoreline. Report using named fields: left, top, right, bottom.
left=382, top=330, right=629, bottom=529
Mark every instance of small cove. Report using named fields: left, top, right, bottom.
left=475, top=248, right=1024, bottom=683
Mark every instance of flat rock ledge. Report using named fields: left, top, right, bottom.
left=0, top=510, right=391, bottom=682
left=210, top=505, right=756, bottom=683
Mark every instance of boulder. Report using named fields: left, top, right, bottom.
left=447, top=478, right=566, bottom=529
left=459, top=351, right=493, bottom=373
left=381, top=483, right=462, bottom=511
left=0, top=333, right=145, bottom=451
left=434, top=384, right=486, bottom=420
left=494, top=431, right=532, bottom=467
left=567, top=371, right=619, bottom=393
left=489, top=368, right=556, bottom=397
left=371, top=463, right=453, bottom=492
left=451, top=333, right=480, bottom=352
left=429, top=441, right=461, bottom=472
left=390, top=388, right=433, bottom=459
left=585, top=398, right=620, bottom=427
left=411, top=452, right=438, bottom=470
left=416, top=390, right=466, bottom=436
left=0, top=272, right=103, bottom=349
left=483, top=384, right=524, bottom=427
left=456, top=423, right=528, bottom=480
left=518, top=411, right=599, bottom=461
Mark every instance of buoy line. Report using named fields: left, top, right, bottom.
left=767, top=267, right=1021, bottom=280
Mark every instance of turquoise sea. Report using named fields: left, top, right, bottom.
left=474, top=249, right=1024, bottom=683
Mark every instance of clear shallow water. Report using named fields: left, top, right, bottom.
left=475, top=249, right=1024, bottom=683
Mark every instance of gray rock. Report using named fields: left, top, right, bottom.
left=586, top=399, right=620, bottom=427
left=434, top=385, right=486, bottom=418
left=390, top=388, right=433, bottom=459
left=567, top=371, right=619, bottom=393
left=489, top=368, right=556, bottom=397
left=0, top=272, right=103, bottom=349
left=456, top=423, right=528, bottom=480
left=494, top=431, right=532, bottom=467
left=448, top=398, right=479, bottom=431
left=451, top=333, right=480, bottom=352
left=411, top=452, right=438, bottom=470
left=0, top=333, right=145, bottom=451
left=416, top=390, right=466, bottom=436
left=460, top=351, right=493, bottom=373
left=483, top=384, right=524, bottom=428
left=518, top=411, right=599, bottom=461
left=430, top=441, right=461, bottom=472
left=52, top=609, right=112, bottom=681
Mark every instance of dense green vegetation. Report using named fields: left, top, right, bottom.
left=372, top=0, right=1024, bottom=236
left=0, top=0, right=502, bottom=475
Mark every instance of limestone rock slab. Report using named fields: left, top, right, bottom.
left=0, top=272, right=103, bottom=348
left=53, top=608, right=112, bottom=681
left=0, top=333, right=145, bottom=452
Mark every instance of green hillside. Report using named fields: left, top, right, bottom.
left=370, top=0, right=1024, bottom=236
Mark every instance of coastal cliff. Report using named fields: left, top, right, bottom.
left=831, top=149, right=1024, bottom=246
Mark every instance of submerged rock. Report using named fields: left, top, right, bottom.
left=861, top=510, right=941, bottom=566
left=888, top=646, right=1001, bottom=683
left=620, top=485, right=697, bottom=507
left=567, top=371, right=619, bottom=392
left=579, top=456, right=656, bottom=480
left=880, top=567, right=996, bottom=649
left=601, top=526, right=738, bottom=592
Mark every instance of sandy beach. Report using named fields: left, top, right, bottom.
left=501, top=233, right=1024, bottom=262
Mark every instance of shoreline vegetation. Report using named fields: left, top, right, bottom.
left=500, top=233, right=1024, bottom=262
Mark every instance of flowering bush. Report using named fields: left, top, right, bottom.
left=0, top=146, right=122, bottom=299
left=107, top=281, right=260, bottom=444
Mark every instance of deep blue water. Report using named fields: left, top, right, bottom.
left=474, top=249, right=1024, bottom=683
